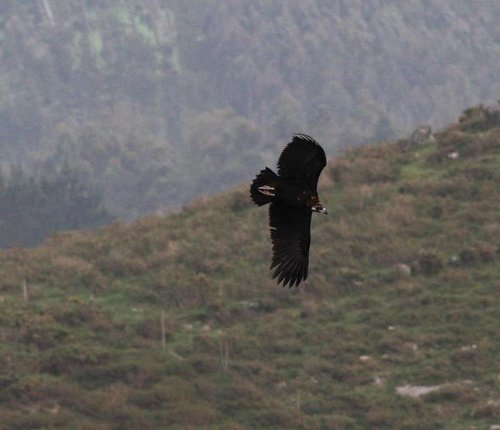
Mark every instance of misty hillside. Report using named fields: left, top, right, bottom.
left=0, top=107, right=498, bottom=429
left=1, top=1, right=499, bottom=228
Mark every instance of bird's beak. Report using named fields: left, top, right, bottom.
left=319, top=207, right=328, bottom=215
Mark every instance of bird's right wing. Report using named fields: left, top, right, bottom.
left=269, top=201, right=312, bottom=287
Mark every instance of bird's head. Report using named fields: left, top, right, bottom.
left=312, top=203, right=328, bottom=214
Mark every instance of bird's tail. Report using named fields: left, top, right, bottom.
left=250, top=167, right=278, bottom=206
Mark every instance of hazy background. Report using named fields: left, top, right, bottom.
left=1, top=0, right=499, bottom=246
left=0, top=3, right=499, bottom=428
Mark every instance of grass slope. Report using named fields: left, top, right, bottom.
left=0, top=106, right=499, bottom=429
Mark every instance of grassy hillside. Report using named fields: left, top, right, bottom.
left=0, top=106, right=499, bottom=429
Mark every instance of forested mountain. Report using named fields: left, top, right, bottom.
left=0, top=107, right=498, bottom=428
left=0, top=164, right=113, bottom=248
left=0, top=1, right=499, bottom=234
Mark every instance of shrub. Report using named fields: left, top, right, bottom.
left=458, top=243, right=497, bottom=266
left=17, top=314, right=70, bottom=351
left=411, top=252, right=444, bottom=276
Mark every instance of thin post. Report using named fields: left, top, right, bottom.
left=224, top=340, right=229, bottom=371
left=219, top=339, right=229, bottom=371
left=22, top=280, right=28, bottom=302
left=160, top=311, right=166, bottom=351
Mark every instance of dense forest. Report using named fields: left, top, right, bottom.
left=0, top=107, right=498, bottom=428
left=0, top=164, right=112, bottom=248
left=0, top=1, right=499, bottom=246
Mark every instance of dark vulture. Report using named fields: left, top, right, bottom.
left=250, top=134, right=327, bottom=287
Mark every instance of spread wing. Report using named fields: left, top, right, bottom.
left=269, top=200, right=312, bottom=288
left=277, top=134, right=327, bottom=187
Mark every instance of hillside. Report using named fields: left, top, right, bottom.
left=1, top=1, right=499, bottom=223
left=0, top=106, right=499, bottom=429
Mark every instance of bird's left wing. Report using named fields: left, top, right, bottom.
left=277, top=134, right=327, bottom=187
left=269, top=200, right=312, bottom=287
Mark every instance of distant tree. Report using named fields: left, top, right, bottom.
left=0, top=164, right=112, bottom=248
left=268, top=92, right=305, bottom=141
left=183, top=109, right=264, bottom=196
left=371, top=114, right=397, bottom=143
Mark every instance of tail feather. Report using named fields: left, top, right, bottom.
left=250, top=167, right=278, bottom=206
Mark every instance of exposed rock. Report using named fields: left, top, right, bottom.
left=396, top=384, right=443, bottom=398
left=402, top=125, right=435, bottom=151
left=406, top=342, right=418, bottom=351
left=449, top=255, right=460, bottom=266
left=460, top=344, right=477, bottom=352
left=394, top=263, right=412, bottom=276
left=396, top=380, right=473, bottom=398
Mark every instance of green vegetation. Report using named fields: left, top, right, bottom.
left=0, top=108, right=498, bottom=428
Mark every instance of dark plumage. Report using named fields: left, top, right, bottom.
left=250, top=134, right=327, bottom=287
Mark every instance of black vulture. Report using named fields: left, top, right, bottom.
left=250, top=134, right=327, bottom=287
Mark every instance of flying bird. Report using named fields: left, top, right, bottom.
left=250, top=134, right=327, bottom=288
